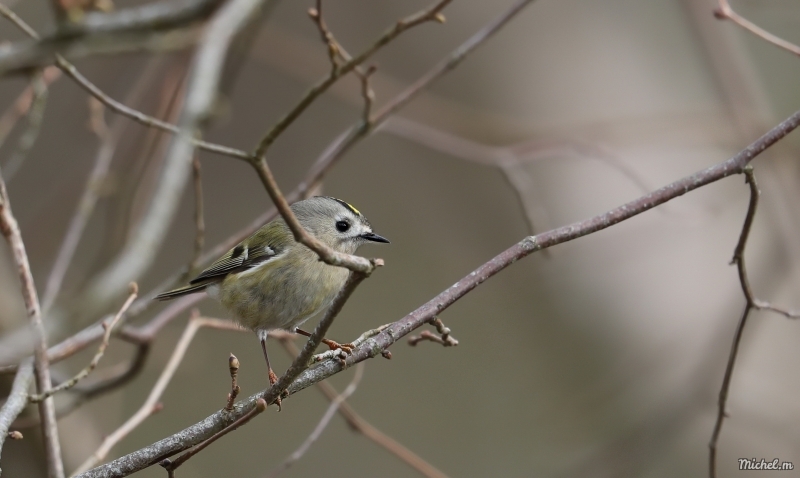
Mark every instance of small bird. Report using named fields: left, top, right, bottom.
left=156, top=196, right=389, bottom=388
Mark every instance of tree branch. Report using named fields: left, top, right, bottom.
left=714, top=0, right=800, bottom=57
left=0, top=157, right=63, bottom=477
left=252, top=0, right=452, bottom=159
left=29, top=284, right=138, bottom=403
left=0, top=359, right=33, bottom=476
left=76, top=0, right=272, bottom=321
left=76, top=103, right=800, bottom=478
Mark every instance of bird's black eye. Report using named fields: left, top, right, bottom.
left=335, top=220, right=350, bottom=232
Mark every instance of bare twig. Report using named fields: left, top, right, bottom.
left=160, top=399, right=268, bottom=475
left=76, top=102, right=800, bottom=478
left=0, top=157, right=63, bottom=477
left=30, top=284, right=138, bottom=403
left=708, top=167, right=765, bottom=477
left=70, top=316, right=242, bottom=475
left=307, top=0, right=379, bottom=126
left=264, top=268, right=377, bottom=407
left=55, top=58, right=252, bottom=160
left=12, top=344, right=148, bottom=429
left=308, top=0, right=339, bottom=70
left=248, top=158, right=378, bottom=274
left=0, top=0, right=223, bottom=74
left=0, top=2, right=37, bottom=37
left=0, top=3, right=251, bottom=159
left=297, top=0, right=539, bottom=205
left=714, top=0, right=800, bottom=57
left=253, top=0, right=453, bottom=158
left=267, top=362, right=365, bottom=478
left=0, top=293, right=204, bottom=376
left=408, top=317, right=458, bottom=347
left=41, top=58, right=163, bottom=312
left=76, top=0, right=270, bottom=321
left=278, top=338, right=447, bottom=478
left=225, top=353, right=240, bottom=411
left=381, top=116, right=651, bottom=236
left=0, top=359, right=33, bottom=474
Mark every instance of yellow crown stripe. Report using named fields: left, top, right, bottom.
left=329, top=197, right=361, bottom=216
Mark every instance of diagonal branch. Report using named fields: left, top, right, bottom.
left=279, top=337, right=448, bottom=478
left=0, top=0, right=225, bottom=75
left=252, top=0, right=452, bottom=159
left=0, top=359, right=33, bottom=475
left=714, top=0, right=800, bottom=57
left=76, top=0, right=273, bottom=321
left=267, top=362, right=365, bottom=478
left=70, top=316, right=242, bottom=475
left=75, top=102, right=800, bottom=478
left=29, top=284, right=138, bottom=403
left=0, top=155, right=63, bottom=477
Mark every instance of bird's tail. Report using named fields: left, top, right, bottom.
left=155, top=283, right=208, bottom=301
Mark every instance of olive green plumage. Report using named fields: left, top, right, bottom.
left=156, top=196, right=389, bottom=336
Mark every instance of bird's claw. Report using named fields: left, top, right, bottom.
left=322, top=338, right=354, bottom=354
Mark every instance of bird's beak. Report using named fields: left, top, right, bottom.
left=360, top=232, right=390, bottom=243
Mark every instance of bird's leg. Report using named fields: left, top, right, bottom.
left=294, top=327, right=354, bottom=354
left=259, top=331, right=282, bottom=410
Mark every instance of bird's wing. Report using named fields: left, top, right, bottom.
left=190, top=242, right=281, bottom=284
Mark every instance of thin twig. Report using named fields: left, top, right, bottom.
left=0, top=358, right=33, bottom=472
left=0, top=3, right=37, bottom=37
left=267, top=362, right=365, bottom=478
left=714, top=0, right=800, bottom=57
left=70, top=316, right=242, bottom=476
left=0, top=0, right=222, bottom=75
left=0, top=2, right=252, bottom=159
left=76, top=102, right=800, bottom=478
left=160, top=399, right=268, bottom=475
left=0, top=152, right=63, bottom=477
left=308, top=0, right=339, bottom=70
left=708, top=167, right=757, bottom=478
left=30, top=283, right=138, bottom=403
left=56, top=58, right=252, bottom=160
left=0, top=293, right=204, bottom=375
left=264, top=268, right=377, bottom=406
left=40, top=56, right=162, bottom=312
left=225, top=353, right=240, bottom=411
left=296, top=0, right=539, bottom=204
left=248, top=158, right=378, bottom=274
left=278, top=338, right=447, bottom=478
left=12, top=344, right=150, bottom=429
left=76, top=0, right=270, bottom=323
left=253, top=0, right=453, bottom=159
left=307, top=0, right=379, bottom=126
left=408, top=317, right=458, bottom=347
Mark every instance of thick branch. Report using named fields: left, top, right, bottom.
left=0, top=0, right=224, bottom=75
left=76, top=104, right=800, bottom=478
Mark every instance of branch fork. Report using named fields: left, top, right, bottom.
left=408, top=317, right=458, bottom=347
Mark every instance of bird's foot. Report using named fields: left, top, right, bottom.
left=267, top=368, right=283, bottom=411
left=321, top=338, right=354, bottom=354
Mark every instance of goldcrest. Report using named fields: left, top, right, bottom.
left=156, top=196, right=389, bottom=385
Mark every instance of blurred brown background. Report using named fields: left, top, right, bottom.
left=2, top=0, right=800, bottom=476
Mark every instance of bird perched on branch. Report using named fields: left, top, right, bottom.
left=156, top=196, right=389, bottom=392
